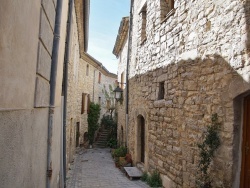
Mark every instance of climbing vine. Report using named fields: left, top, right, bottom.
left=102, top=84, right=116, bottom=117
left=196, top=113, right=221, bottom=188
left=87, top=102, right=101, bottom=145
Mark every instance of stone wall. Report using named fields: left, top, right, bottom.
left=117, top=38, right=128, bottom=146
left=127, top=0, right=250, bottom=187
left=66, top=5, right=81, bottom=168
left=66, top=13, right=117, bottom=168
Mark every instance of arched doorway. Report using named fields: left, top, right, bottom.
left=137, top=115, right=145, bottom=163
left=241, top=94, right=250, bottom=187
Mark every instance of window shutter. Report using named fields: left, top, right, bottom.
left=87, top=94, right=91, bottom=114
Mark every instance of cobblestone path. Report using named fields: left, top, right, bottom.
left=66, top=148, right=149, bottom=188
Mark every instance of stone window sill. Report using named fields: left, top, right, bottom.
left=161, top=9, right=176, bottom=24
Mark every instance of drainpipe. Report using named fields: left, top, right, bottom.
left=125, top=0, right=134, bottom=149
left=62, top=0, right=73, bottom=187
left=47, top=0, right=63, bottom=187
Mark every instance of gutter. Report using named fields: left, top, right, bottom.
left=47, top=0, right=63, bottom=187
left=62, top=0, right=74, bottom=187
left=125, top=0, right=134, bottom=148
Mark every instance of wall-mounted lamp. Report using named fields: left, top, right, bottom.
left=113, top=86, right=123, bottom=103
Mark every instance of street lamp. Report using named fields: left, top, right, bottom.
left=113, top=86, right=123, bottom=103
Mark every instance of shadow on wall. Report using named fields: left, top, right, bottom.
left=128, top=54, right=250, bottom=187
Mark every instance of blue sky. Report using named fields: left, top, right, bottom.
left=88, top=0, right=130, bottom=74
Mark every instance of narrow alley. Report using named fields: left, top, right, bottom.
left=2, top=0, right=250, bottom=187
left=66, top=148, right=149, bottom=188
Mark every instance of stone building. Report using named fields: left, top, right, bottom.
left=122, top=0, right=250, bottom=187
left=0, top=0, right=90, bottom=187
left=113, top=17, right=129, bottom=147
left=66, top=37, right=117, bottom=169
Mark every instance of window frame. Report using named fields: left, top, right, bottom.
left=140, top=3, right=147, bottom=44
left=98, top=72, right=101, bottom=84
left=158, top=81, right=165, bottom=100
left=86, top=64, right=89, bottom=76
left=160, top=0, right=175, bottom=23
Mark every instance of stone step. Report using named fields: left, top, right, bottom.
left=97, top=137, right=108, bottom=140
left=99, top=134, right=109, bottom=137
left=100, top=132, right=109, bottom=135
left=93, top=129, right=110, bottom=148
left=95, top=142, right=107, bottom=145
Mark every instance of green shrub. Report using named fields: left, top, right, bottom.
left=141, top=172, right=148, bottom=182
left=147, top=170, right=162, bottom=187
left=113, top=146, right=127, bottom=158
left=196, top=113, right=221, bottom=188
left=107, top=138, right=117, bottom=148
left=101, top=115, right=112, bottom=128
left=101, top=115, right=118, bottom=148
left=87, top=103, right=101, bottom=145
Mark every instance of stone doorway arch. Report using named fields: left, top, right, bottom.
left=232, top=90, right=250, bottom=187
left=137, top=115, right=145, bottom=163
left=133, top=108, right=148, bottom=171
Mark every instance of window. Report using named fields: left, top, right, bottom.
left=98, top=72, right=101, bottom=83
left=81, top=93, right=86, bottom=114
left=140, top=4, right=147, bottom=42
left=160, top=0, right=175, bottom=21
left=86, top=64, right=89, bottom=76
left=170, top=0, right=174, bottom=10
left=98, top=97, right=101, bottom=105
left=158, top=82, right=165, bottom=100
left=81, top=93, right=90, bottom=114
left=87, top=94, right=90, bottom=114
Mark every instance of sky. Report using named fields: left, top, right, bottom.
left=88, top=0, right=130, bottom=74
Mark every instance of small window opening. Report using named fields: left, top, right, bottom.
left=98, top=72, right=101, bottom=83
left=158, top=82, right=165, bottom=100
left=86, top=64, right=89, bottom=76
left=140, top=4, right=147, bottom=42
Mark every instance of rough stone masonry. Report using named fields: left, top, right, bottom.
left=126, top=0, right=250, bottom=187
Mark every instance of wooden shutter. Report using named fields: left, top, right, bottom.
left=87, top=94, right=91, bottom=114
left=170, top=0, right=174, bottom=9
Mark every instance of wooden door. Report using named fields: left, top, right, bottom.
left=141, top=116, right=145, bottom=163
left=76, top=122, right=80, bottom=147
left=241, top=95, right=250, bottom=188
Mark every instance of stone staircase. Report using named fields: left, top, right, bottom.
left=93, top=129, right=109, bottom=148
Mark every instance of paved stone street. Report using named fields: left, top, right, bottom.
left=66, top=148, right=149, bottom=188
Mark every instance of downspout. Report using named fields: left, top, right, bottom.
left=47, top=0, right=63, bottom=187
left=62, top=0, right=73, bottom=187
left=125, top=0, right=134, bottom=148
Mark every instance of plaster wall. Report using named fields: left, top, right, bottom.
left=0, top=0, right=40, bottom=109
left=0, top=0, right=67, bottom=187
left=0, top=109, right=48, bottom=188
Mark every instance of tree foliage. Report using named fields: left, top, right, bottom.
left=87, top=103, right=101, bottom=145
left=196, top=113, right=221, bottom=188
